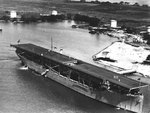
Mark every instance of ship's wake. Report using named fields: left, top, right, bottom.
left=0, top=58, right=19, bottom=61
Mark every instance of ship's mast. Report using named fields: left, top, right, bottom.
left=51, top=37, right=53, bottom=51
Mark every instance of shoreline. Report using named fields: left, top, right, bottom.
left=0, top=0, right=149, bottom=26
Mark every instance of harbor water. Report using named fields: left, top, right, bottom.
left=0, top=20, right=150, bottom=113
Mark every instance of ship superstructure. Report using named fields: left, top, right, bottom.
left=11, top=43, right=148, bottom=113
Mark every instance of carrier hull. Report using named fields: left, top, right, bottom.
left=18, top=53, right=144, bottom=113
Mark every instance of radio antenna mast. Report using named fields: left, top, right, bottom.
left=51, top=37, right=53, bottom=51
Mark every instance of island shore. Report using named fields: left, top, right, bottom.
left=0, top=0, right=149, bottom=27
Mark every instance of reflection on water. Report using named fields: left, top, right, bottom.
left=0, top=21, right=149, bottom=113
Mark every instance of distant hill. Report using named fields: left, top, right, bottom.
left=0, top=0, right=149, bottom=27
left=14, top=0, right=64, bottom=2
left=0, top=0, right=65, bottom=3
left=0, top=0, right=65, bottom=12
left=100, top=0, right=150, bottom=6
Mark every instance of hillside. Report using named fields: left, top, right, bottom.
left=0, top=0, right=149, bottom=26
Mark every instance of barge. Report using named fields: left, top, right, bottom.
left=11, top=43, right=148, bottom=113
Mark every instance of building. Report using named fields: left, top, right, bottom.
left=10, top=10, right=17, bottom=18
left=51, top=10, right=58, bottom=16
left=110, top=20, right=117, bottom=28
left=147, top=26, right=150, bottom=34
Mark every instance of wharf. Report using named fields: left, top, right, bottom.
left=93, top=41, right=150, bottom=77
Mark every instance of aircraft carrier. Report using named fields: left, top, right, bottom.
left=11, top=43, right=148, bottom=113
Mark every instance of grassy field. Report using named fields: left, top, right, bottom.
left=0, top=0, right=149, bottom=27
